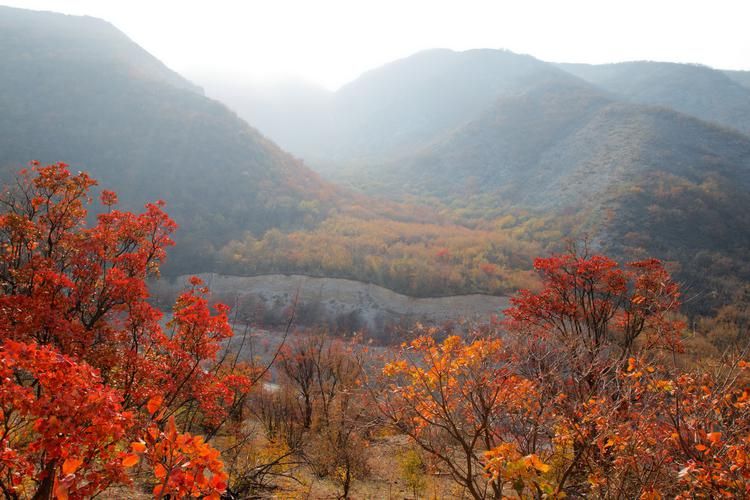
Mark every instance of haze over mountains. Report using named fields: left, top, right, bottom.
left=2, top=5, right=750, bottom=310
left=203, top=49, right=750, bottom=170
left=200, top=46, right=750, bottom=305
left=560, top=61, right=750, bottom=135
left=0, top=5, right=343, bottom=273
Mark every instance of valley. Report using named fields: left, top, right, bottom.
left=3, top=3, right=750, bottom=498
left=3, top=3, right=748, bottom=320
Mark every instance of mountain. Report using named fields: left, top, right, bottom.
left=0, top=7, right=554, bottom=298
left=327, top=78, right=750, bottom=308
left=300, top=73, right=750, bottom=307
left=0, top=5, right=339, bottom=273
left=381, top=80, right=750, bottom=207
left=200, top=49, right=580, bottom=166
left=724, top=70, right=750, bottom=90
left=4, top=7, right=750, bottom=308
left=326, top=49, right=576, bottom=162
left=0, top=6, right=202, bottom=94
left=195, top=48, right=750, bottom=306
left=559, top=61, right=750, bottom=135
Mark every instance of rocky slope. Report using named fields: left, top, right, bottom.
left=151, top=274, right=508, bottom=337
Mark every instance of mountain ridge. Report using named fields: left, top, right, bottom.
left=0, top=5, right=342, bottom=273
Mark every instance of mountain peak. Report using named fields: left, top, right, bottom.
left=0, top=5, right=201, bottom=94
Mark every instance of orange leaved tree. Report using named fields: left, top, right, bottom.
left=379, top=329, right=545, bottom=499
left=0, top=163, right=248, bottom=498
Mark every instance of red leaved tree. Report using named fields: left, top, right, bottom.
left=0, top=163, right=249, bottom=498
left=499, top=248, right=686, bottom=496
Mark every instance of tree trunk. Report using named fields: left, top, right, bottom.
left=32, top=460, right=57, bottom=500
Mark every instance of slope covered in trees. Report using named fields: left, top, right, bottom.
left=0, top=7, right=562, bottom=297
left=0, top=5, right=341, bottom=274
left=725, top=69, right=750, bottom=90
left=382, top=80, right=750, bottom=209
left=560, top=61, right=750, bottom=135
left=208, top=49, right=750, bottom=309
left=4, top=6, right=750, bottom=310
left=323, top=77, right=750, bottom=307
left=325, top=49, right=576, bottom=163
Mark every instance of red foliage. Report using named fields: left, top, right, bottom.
left=505, top=251, right=683, bottom=358
left=0, top=163, right=247, bottom=498
left=125, top=416, right=228, bottom=499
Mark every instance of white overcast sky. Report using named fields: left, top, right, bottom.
left=3, top=0, right=750, bottom=89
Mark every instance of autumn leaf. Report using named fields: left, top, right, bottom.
left=154, top=463, right=167, bottom=479
left=707, top=432, right=722, bottom=445
left=61, top=457, right=83, bottom=475
left=122, top=454, right=140, bottom=467
left=146, top=394, right=164, bottom=415
left=53, top=480, right=69, bottom=500
left=627, top=357, right=637, bottom=372
left=131, top=441, right=146, bottom=453
left=640, top=489, right=662, bottom=500
left=525, top=454, right=551, bottom=473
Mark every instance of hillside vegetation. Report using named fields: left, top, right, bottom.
left=203, top=49, right=750, bottom=309
left=3, top=168, right=748, bottom=497
left=0, top=6, right=342, bottom=274
left=560, top=61, right=750, bottom=135
left=0, top=7, right=560, bottom=297
left=3, top=7, right=750, bottom=309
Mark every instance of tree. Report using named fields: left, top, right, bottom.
left=500, top=249, right=685, bottom=496
left=277, top=334, right=372, bottom=498
left=0, top=162, right=247, bottom=498
left=379, top=328, right=545, bottom=499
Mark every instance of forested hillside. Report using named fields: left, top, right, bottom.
left=200, top=48, right=750, bottom=309
left=0, top=6, right=343, bottom=274
left=325, top=49, right=573, bottom=162
left=383, top=80, right=750, bottom=210
left=3, top=6, right=750, bottom=309
left=298, top=76, right=750, bottom=308
left=0, top=7, right=560, bottom=296
left=560, top=61, right=750, bottom=135
left=725, top=69, right=750, bottom=89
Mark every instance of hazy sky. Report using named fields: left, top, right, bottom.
left=3, top=0, right=750, bottom=89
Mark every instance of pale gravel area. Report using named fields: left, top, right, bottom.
left=151, top=273, right=508, bottom=332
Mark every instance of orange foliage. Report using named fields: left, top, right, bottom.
left=383, top=250, right=750, bottom=498
left=219, top=214, right=557, bottom=296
